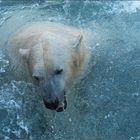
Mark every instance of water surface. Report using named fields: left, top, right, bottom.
left=0, top=1, right=140, bottom=140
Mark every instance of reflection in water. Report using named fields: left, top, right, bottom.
left=0, top=1, right=140, bottom=140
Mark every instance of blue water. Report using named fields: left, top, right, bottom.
left=0, top=1, right=140, bottom=140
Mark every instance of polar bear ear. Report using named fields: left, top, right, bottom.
left=72, top=34, right=83, bottom=49
left=19, top=48, right=30, bottom=60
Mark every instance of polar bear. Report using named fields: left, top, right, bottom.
left=8, top=22, right=90, bottom=112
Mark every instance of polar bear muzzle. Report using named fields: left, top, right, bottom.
left=39, top=75, right=67, bottom=112
left=42, top=91, right=67, bottom=112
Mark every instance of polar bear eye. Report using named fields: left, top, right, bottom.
left=33, top=76, right=39, bottom=81
left=55, top=69, right=63, bottom=75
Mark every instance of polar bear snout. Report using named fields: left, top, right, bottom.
left=42, top=92, right=67, bottom=112
left=41, top=78, right=67, bottom=112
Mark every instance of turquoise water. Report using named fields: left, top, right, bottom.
left=0, top=1, right=140, bottom=140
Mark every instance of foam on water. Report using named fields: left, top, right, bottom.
left=115, top=1, right=140, bottom=14
left=96, top=1, right=140, bottom=15
left=0, top=50, right=9, bottom=73
left=0, top=80, right=41, bottom=139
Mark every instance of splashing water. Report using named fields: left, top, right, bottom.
left=0, top=50, right=9, bottom=73
left=0, top=1, right=140, bottom=140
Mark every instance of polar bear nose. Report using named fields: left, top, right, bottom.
left=43, top=94, right=67, bottom=112
left=43, top=98, right=59, bottom=110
